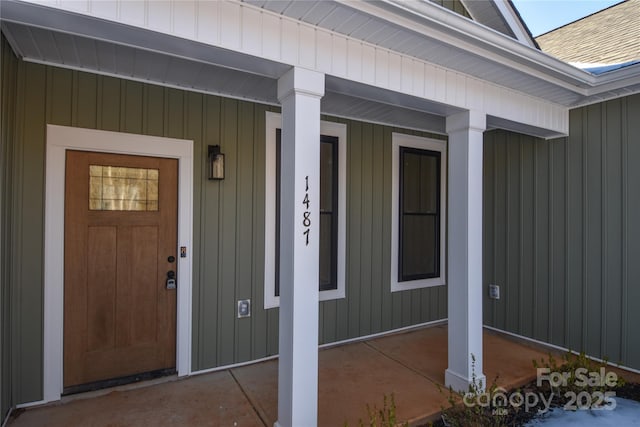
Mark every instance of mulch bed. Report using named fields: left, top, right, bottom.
left=617, top=381, right=640, bottom=402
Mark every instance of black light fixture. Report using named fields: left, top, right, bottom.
left=208, top=145, right=225, bottom=180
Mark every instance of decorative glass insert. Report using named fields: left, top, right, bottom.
left=89, top=165, right=159, bottom=211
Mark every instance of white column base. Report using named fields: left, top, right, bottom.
left=445, top=368, right=487, bottom=393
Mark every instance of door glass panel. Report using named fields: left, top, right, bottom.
left=89, top=165, right=159, bottom=211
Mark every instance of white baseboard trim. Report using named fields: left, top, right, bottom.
left=190, top=355, right=280, bottom=377
left=484, top=325, right=640, bottom=375
left=319, top=318, right=448, bottom=350
left=16, top=399, right=47, bottom=409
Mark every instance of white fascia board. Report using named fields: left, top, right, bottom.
left=342, top=0, right=597, bottom=90
left=584, top=64, right=640, bottom=95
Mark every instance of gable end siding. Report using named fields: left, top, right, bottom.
left=430, top=0, right=471, bottom=19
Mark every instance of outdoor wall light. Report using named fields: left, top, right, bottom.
left=208, top=145, right=225, bottom=180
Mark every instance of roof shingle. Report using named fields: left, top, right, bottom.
left=536, top=0, right=640, bottom=65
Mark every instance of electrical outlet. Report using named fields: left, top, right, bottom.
left=237, top=299, right=251, bottom=318
left=488, top=284, right=500, bottom=300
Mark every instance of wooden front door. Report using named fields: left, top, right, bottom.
left=64, top=150, right=177, bottom=389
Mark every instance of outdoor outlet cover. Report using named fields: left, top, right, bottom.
left=489, top=284, right=500, bottom=300
left=237, top=299, right=251, bottom=318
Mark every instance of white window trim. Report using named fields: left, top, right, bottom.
left=391, top=132, right=447, bottom=292
left=43, top=125, right=193, bottom=403
left=264, top=112, right=347, bottom=309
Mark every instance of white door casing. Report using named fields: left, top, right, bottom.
left=43, top=125, right=194, bottom=403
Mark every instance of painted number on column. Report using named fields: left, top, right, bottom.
left=303, top=176, right=311, bottom=245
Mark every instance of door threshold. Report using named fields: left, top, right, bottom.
left=61, top=369, right=178, bottom=403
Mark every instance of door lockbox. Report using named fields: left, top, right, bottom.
left=166, top=270, right=177, bottom=290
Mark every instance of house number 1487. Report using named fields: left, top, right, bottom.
left=303, top=176, right=311, bottom=245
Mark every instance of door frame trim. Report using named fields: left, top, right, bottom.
left=43, top=124, right=194, bottom=403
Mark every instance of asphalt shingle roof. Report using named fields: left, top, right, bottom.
left=536, top=0, right=640, bottom=65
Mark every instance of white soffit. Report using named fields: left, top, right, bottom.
left=0, top=18, right=451, bottom=134
left=1, top=21, right=281, bottom=104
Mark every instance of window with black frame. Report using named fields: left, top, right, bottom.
left=275, top=130, right=339, bottom=295
left=398, top=147, right=441, bottom=281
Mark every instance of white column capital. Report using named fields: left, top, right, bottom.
left=277, top=67, right=325, bottom=102
left=446, top=110, right=486, bottom=134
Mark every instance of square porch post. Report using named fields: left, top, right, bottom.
left=275, top=67, right=324, bottom=427
left=445, top=110, right=487, bottom=392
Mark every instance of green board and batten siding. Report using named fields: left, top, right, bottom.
left=484, top=94, right=640, bottom=370
left=1, top=34, right=19, bottom=420
left=430, top=0, right=471, bottom=18
left=1, top=49, right=446, bottom=404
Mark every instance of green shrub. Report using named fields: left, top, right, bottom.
left=345, top=393, right=409, bottom=427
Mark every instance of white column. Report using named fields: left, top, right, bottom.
left=275, top=67, right=324, bottom=427
left=445, top=110, right=487, bottom=392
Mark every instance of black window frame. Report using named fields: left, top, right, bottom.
left=398, top=146, right=441, bottom=282
left=274, top=130, right=339, bottom=295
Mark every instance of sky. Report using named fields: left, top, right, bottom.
left=510, top=0, right=623, bottom=37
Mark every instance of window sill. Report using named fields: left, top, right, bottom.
left=264, top=288, right=346, bottom=309
left=390, top=277, right=446, bottom=292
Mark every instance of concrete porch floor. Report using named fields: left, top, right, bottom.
left=8, top=325, right=562, bottom=427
